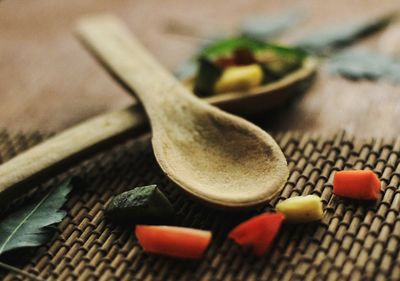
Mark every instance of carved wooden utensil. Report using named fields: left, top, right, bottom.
left=75, top=15, right=288, bottom=209
left=0, top=15, right=304, bottom=209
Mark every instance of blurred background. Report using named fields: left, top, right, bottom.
left=1, top=0, right=400, bottom=137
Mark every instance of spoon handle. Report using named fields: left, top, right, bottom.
left=76, top=15, right=193, bottom=125
left=0, top=105, right=147, bottom=205
left=0, top=15, right=197, bottom=205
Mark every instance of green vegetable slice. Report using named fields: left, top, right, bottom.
left=193, top=57, right=223, bottom=96
left=105, top=185, right=174, bottom=223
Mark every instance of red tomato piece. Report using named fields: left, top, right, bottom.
left=228, top=213, right=285, bottom=256
left=135, top=225, right=212, bottom=259
left=333, top=170, right=381, bottom=200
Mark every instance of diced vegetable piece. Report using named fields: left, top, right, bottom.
left=193, top=58, right=223, bottom=97
left=135, top=225, right=212, bottom=259
left=333, top=170, right=381, bottom=200
left=228, top=213, right=284, bottom=256
left=275, top=195, right=323, bottom=222
left=214, top=64, right=263, bottom=94
left=256, top=50, right=303, bottom=84
left=105, top=185, right=174, bottom=223
left=232, top=48, right=257, bottom=65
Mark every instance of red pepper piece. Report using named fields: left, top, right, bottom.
left=135, top=225, right=211, bottom=259
left=228, top=213, right=285, bottom=256
left=215, top=57, right=236, bottom=68
left=333, top=170, right=381, bottom=200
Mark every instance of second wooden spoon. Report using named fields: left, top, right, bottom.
left=77, top=15, right=289, bottom=209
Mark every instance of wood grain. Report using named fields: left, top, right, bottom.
left=1, top=0, right=400, bottom=137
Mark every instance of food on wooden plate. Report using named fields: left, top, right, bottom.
left=105, top=185, right=174, bottom=222
left=228, top=212, right=284, bottom=256
left=186, top=36, right=308, bottom=97
left=333, top=170, right=381, bottom=200
left=275, top=195, right=323, bottom=222
left=135, top=225, right=212, bottom=259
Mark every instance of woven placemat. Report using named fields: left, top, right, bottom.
left=0, top=130, right=399, bottom=281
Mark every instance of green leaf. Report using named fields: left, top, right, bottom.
left=240, top=10, right=303, bottom=40
left=328, top=48, right=400, bottom=83
left=0, top=180, right=72, bottom=255
left=199, top=36, right=269, bottom=58
left=296, top=13, right=396, bottom=55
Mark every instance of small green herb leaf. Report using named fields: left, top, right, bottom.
left=199, top=36, right=268, bottom=58
left=296, top=13, right=396, bottom=55
left=0, top=180, right=72, bottom=255
left=240, top=10, right=303, bottom=40
left=106, top=185, right=175, bottom=223
left=328, top=48, right=400, bottom=83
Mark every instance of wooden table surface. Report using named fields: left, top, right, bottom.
left=1, top=0, right=400, bottom=138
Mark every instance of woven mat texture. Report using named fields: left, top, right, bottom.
left=0, top=130, right=399, bottom=281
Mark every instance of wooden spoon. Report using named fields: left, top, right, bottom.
left=0, top=15, right=294, bottom=209
left=76, top=15, right=289, bottom=209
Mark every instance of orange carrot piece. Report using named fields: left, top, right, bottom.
left=135, top=225, right=212, bottom=259
left=333, top=170, right=380, bottom=200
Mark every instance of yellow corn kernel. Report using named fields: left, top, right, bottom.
left=214, top=64, right=263, bottom=94
left=276, top=195, right=323, bottom=223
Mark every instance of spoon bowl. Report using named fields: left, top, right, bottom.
left=77, top=15, right=289, bottom=209
left=153, top=99, right=288, bottom=208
